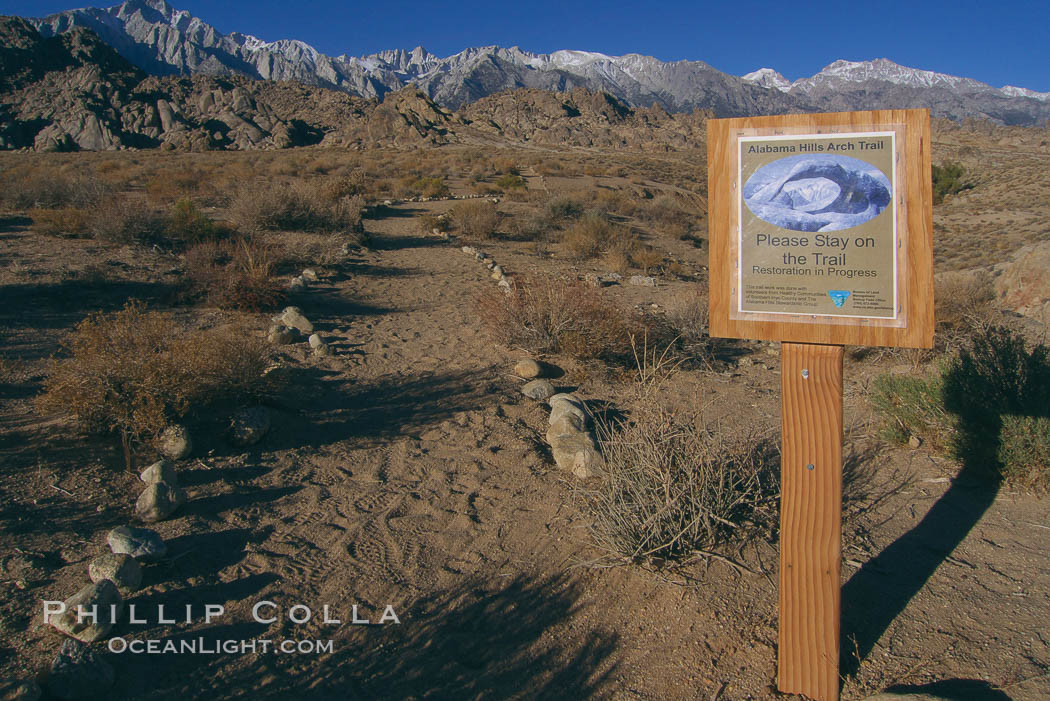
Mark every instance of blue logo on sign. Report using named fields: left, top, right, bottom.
left=828, top=290, right=851, bottom=307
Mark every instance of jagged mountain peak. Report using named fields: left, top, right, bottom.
left=17, top=0, right=1050, bottom=125
left=741, top=68, right=791, bottom=91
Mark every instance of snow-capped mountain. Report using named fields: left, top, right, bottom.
left=25, top=0, right=1050, bottom=124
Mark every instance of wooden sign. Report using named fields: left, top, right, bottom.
left=709, top=109, right=934, bottom=349
left=707, top=110, right=934, bottom=701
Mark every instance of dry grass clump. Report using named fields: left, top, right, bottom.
left=664, top=286, right=712, bottom=359
left=182, top=236, right=286, bottom=311
left=933, top=270, right=998, bottom=352
left=543, top=194, right=585, bottom=221
left=562, top=213, right=630, bottom=260
left=28, top=208, right=93, bottom=237
left=1, top=172, right=111, bottom=210
left=89, top=197, right=169, bottom=245
left=478, top=273, right=636, bottom=361
left=37, top=303, right=271, bottom=465
left=636, top=194, right=699, bottom=239
left=228, top=180, right=364, bottom=233
left=582, top=403, right=779, bottom=562
left=451, top=200, right=499, bottom=239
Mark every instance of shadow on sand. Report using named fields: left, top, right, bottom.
left=113, top=572, right=620, bottom=700
left=842, top=327, right=1049, bottom=678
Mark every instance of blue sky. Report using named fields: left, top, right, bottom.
left=4, top=0, right=1048, bottom=91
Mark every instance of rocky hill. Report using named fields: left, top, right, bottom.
left=0, top=17, right=722, bottom=153
left=24, top=0, right=1050, bottom=125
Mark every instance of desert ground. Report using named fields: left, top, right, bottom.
left=1, top=132, right=1049, bottom=700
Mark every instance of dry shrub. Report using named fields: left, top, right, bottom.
left=637, top=194, right=698, bottom=238
left=417, top=213, right=451, bottom=235
left=28, top=207, right=92, bottom=236
left=451, top=200, right=499, bottom=239
left=665, top=286, right=712, bottom=358
left=478, top=273, right=635, bottom=361
left=228, top=181, right=363, bottom=233
left=1, top=173, right=111, bottom=210
left=167, top=198, right=231, bottom=245
left=37, top=303, right=271, bottom=464
left=631, top=245, right=664, bottom=274
left=145, top=169, right=202, bottom=203
left=934, top=270, right=998, bottom=352
left=509, top=213, right=555, bottom=242
left=582, top=403, right=779, bottom=561
left=89, top=197, right=168, bottom=244
left=544, top=194, right=585, bottom=221
left=562, top=213, right=614, bottom=259
left=182, top=236, right=285, bottom=311
left=601, top=244, right=633, bottom=275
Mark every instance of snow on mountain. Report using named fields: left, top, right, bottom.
left=1001, top=85, right=1050, bottom=102
left=24, top=0, right=1050, bottom=124
left=741, top=68, right=791, bottom=92
left=792, top=58, right=992, bottom=93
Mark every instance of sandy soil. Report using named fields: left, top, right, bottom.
left=1, top=190, right=1048, bottom=700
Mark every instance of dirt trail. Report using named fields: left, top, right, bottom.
left=4, top=204, right=1048, bottom=700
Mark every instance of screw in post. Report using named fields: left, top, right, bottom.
left=801, top=369, right=810, bottom=379
left=806, top=464, right=815, bottom=471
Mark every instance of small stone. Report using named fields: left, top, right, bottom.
left=549, top=394, right=590, bottom=426
left=88, top=553, right=142, bottom=594
left=156, top=424, right=192, bottom=460
left=547, top=413, right=586, bottom=437
left=135, top=482, right=186, bottom=523
left=908, top=435, right=923, bottom=449
left=737, top=356, right=754, bottom=367
left=629, top=275, right=656, bottom=287
left=498, top=279, right=512, bottom=292
left=269, top=324, right=301, bottom=345
left=278, top=307, right=313, bottom=334
left=301, top=268, right=319, bottom=282
left=46, top=638, right=114, bottom=700
left=229, top=406, right=271, bottom=447
left=288, top=276, right=306, bottom=291
left=0, top=680, right=41, bottom=701
left=139, top=459, right=177, bottom=485
left=107, top=526, right=167, bottom=561
left=491, top=265, right=504, bottom=278
left=513, top=358, right=542, bottom=379
left=522, top=379, right=555, bottom=401
left=308, top=333, right=324, bottom=349
left=461, top=246, right=477, bottom=255
left=49, top=580, right=123, bottom=643
left=548, top=432, right=602, bottom=479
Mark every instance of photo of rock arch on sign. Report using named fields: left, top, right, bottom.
left=743, top=153, right=892, bottom=233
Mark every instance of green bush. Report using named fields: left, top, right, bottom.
left=495, top=173, right=526, bottom=191
left=931, top=162, right=974, bottom=204
left=870, top=373, right=953, bottom=448
left=872, top=326, right=1050, bottom=490
left=998, top=416, right=1050, bottom=493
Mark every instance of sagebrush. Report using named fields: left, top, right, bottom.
left=38, top=304, right=271, bottom=465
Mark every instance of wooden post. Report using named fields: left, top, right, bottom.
left=778, top=342, right=843, bottom=701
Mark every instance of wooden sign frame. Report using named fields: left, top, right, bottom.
left=708, top=109, right=934, bottom=349
left=706, top=110, right=934, bottom=701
